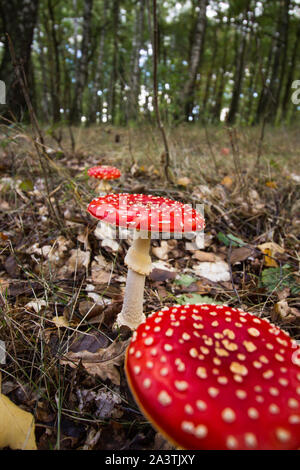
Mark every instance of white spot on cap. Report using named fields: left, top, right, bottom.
left=133, top=366, right=141, bottom=375
left=269, top=404, right=280, bottom=415
left=226, top=436, right=238, bottom=449
left=288, top=398, right=299, bottom=409
left=181, top=421, right=194, bottom=433
left=263, top=370, right=274, bottom=380
left=196, top=400, right=207, bottom=411
left=230, top=362, right=248, bottom=376
left=158, top=390, right=172, bottom=406
left=222, top=408, right=236, bottom=423
left=236, top=390, right=247, bottom=399
left=276, top=428, right=291, bottom=443
left=269, top=387, right=279, bottom=396
left=217, top=376, right=228, bottom=385
left=189, top=348, right=198, bottom=358
left=195, top=425, right=208, bottom=439
left=243, top=341, right=257, bottom=353
left=175, top=380, right=188, bottom=391
left=184, top=404, right=194, bottom=415
left=244, top=433, right=257, bottom=448
left=248, top=328, right=260, bottom=337
left=248, top=408, right=259, bottom=419
left=165, top=328, right=174, bottom=337
left=279, top=378, right=289, bottom=387
left=289, top=415, right=300, bottom=424
left=164, top=344, right=173, bottom=352
left=208, top=387, right=219, bottom=397
left=143, top=378, right=151, bottom=389
left=196, top=367, right=207, bottom=379
left=144, top=337, right=154, bottom=346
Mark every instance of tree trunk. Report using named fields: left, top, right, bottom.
left=255, top=0, right=290, bottom=123
left=109, top=0, right=120, bottom=124
left=281, top=23, right=300, bottom=120
left=212, top=17, right=229, bottom=122
left=70, top=0, right=94, bottom=123
left=127, top=0, right=145, bottom=121
left=37, top=26, right=50, bottom=122
left=0, top=0, right=39, bottom=121
left=271, top=0, right=290, bottom=123
left=47, top=0, right=61, bottom=122
left=179, top=0, right=207, bottom=120
left=202, top=24, right=218, bottom=115
left=226, top=0, right=251, bottom=124
left=88, top=0, right=109, bottom=124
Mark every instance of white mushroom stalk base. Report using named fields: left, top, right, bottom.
left=116, top=236, right=151, bottom=330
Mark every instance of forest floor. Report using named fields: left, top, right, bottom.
left=0, top=123, right=299, bottom=450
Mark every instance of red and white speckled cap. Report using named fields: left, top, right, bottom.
left=87, top=165, right=121, bottom=180
left=87, top=193, right=205, bottom=234
left=125, top=304, right=300, bottom=450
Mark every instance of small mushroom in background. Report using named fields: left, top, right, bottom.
left=125, top=303, right=300, bottom=450
left=87, top=165, right=121, bottom=193
left=88, top=193, right=205, bottom=330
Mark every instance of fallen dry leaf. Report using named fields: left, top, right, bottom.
left=258, top=242, right=284, bottom=267
left=51, top=316, right=70, bottom=328
left=61, top=339, right=130, bottom=386
left=229, top=246, right=253, bottom=264
left=192, top=251, right=217, bottom=262
left=221, top=176, right=233, bottom=189
left=25, top=299, right=47, bottom=313
left=177, top=176, right=191, bottom=187
left=0, top=374, right=37, bottom=450
left=265, top=181, right=277, bottom=189
left=152, top=241, right=171, bottom=260
left=273, top=300, right=300, bottom=322
left=90, top=255, right=112, bottom=284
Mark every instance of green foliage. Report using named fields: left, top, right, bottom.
left=175, top=274, right=196, bottom=287
left=217, top=232, right=246, bottom=247
left=260, top=265, right=300, bottom=294
left=19, top=180, right=34, bottom=192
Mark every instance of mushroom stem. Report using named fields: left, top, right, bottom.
left=97, top=179, right=112, bottom=193
left=116, top=235, right=151, bottom=329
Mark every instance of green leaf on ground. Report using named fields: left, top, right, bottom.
left=260, top=264, right=300, bottom=294
left=19, top=179, right=34, bottom=192
left=175, top=274, right=196, bottom=287
left=217, top=232, right=246, bottom=247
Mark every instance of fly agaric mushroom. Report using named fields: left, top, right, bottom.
left=88, top=194, right=204, bottom=330
left=125, top=303, right=300, bottom=450
left=88, top=165, right=121, bottom=193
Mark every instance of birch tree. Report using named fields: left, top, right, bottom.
left=179, top=0, right=207, bottom=120
left=70, top=0, right=94, bottom=123
left=0, top=0, right=39, bottom=121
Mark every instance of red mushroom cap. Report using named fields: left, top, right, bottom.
left=87, top=193, right=205, bottom=234
left=87, top=165, right=121, bottom=180
left=125, top=304, right=300, bottom=450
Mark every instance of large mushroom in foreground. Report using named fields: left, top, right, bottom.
left=88, top=193, right=205, bottom=330
left=125, top=303, right=300, bottom=450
